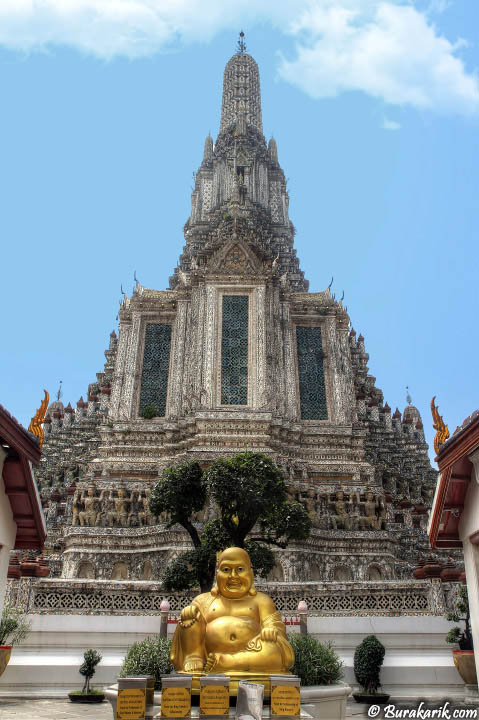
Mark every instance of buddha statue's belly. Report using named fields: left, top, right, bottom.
left=205, top=615, right=260, bottom=654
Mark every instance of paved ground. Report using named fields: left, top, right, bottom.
left=0, top=698, right=370, bottom=719
left=0, top=698, right=113, bottom=719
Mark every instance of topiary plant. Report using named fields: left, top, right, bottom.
left=354, top=635, right=385, bottom=695
left=79, top=649, right=102, bottom=694
left=289, top=633, right=343, bottom=686
left=119, top=636, right=173, bottom=690
left=446, top=585, right=473, bottom=651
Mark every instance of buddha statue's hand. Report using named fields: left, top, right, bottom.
left=260, top=627, right=278, bottom=642
left=179, top=604, right=201, bottom=628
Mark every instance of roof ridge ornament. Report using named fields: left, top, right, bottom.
left=28, top=389, right=49, bottom=448
left=431, top=396, right=450, bottom=455
left=237, top=30, right=246, bottom=54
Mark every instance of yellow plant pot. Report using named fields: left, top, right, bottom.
left=0, top=646, right=12, bottom=677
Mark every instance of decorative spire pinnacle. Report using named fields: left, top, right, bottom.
left=237, top=31, right=246, bottom=54
left=406, top=386, right=412, bottom=405
left=56, top=380, right=63, bottom=402
left=220, top=38, right=262, bottom=135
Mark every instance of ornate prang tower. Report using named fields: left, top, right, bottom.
left=36, top=41, right=437, bottom=584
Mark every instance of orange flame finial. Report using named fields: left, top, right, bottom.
left=28, top=390, right=49, bottom=448
left=431, top=396, right=450, bottom=455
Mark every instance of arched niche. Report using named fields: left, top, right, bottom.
left=141, top=560, right=153, bottom=581
left=267, top=562, right=284, bottom=582
left=112, top=561, right=129, bottom=580
left=367, top=565, right=382, bottom=581
left=77, top=561, right=95, bottom=579
left=333, top=565, right=353, bottom=581
left=309, top=563, right=322, bottom=581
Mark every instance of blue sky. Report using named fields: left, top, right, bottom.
left=0, top=0, right=477, bottom=461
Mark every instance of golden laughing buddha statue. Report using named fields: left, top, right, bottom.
left=170, top=547, right=294, bottom=694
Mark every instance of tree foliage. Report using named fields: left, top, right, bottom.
left=0, top=604, right=31, bottom=647
left=149, top=452, right=311, bottom=591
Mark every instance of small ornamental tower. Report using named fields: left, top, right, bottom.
left=34, top=38, right=437, bottom=585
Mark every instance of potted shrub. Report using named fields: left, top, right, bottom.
left=106, top=636, right=172, bottom=717
left=68, top=649, right=104, bottom=703
left=289, top=633, right=343, bottom=686
left=288, top=634, right=350, bottom=720
left=446, top=585, right=476, bottom=685
left=353, top=635, right=390, bottom=704
left=0, top=603, right=31, bottom=677
left=119, top=636, right=172, bottom=689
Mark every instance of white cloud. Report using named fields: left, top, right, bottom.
left=0, top=0, right=296, bottom=57
left=382, top=117, right=401, bottom=130
left=278, top=2, right=479, bottom=116
left=427, top=0, right=452, bottom=13
left=0, top=0, right=477, bottom=117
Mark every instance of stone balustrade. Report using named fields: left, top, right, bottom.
left=5, top=577, right=453, bottom=617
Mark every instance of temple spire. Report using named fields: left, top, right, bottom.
left=219, top=41, right=262, bottom=135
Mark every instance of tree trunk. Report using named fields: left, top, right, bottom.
left=199, top=567, right=215, bottom=593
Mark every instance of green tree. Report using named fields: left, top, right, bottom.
left=149, top=452, right=311, bottom=592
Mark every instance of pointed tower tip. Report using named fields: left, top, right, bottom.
left=203, top=134, right=214, bottom=164
left=220, top=35, right=262, bottom=136
left=237, top=30, right=247, bottom=54
left=268, top=137, right=278, bottom=164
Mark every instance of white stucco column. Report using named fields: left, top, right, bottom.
left=0, top=447, right=18, bottom=615
left=459, top=448, right=479, bottom=679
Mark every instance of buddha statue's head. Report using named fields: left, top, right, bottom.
left=212, top=547, right=256, bottom=599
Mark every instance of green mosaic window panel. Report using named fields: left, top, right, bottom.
left=296, top=326, right=328, bottom=420
left=139, top=324, right=172, bottom=417
left=221, top=295, right=249, bottom=405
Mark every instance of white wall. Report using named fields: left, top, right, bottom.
left=459, top=448, right=479, bottom=680
left=0, top=613, right=465, bottom=700
left=0, top=447, right=17, bottom=616
left=308, top=615, right=464, bottom=699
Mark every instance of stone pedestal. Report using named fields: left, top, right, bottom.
left=105, top=682, right=351, bottom=720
